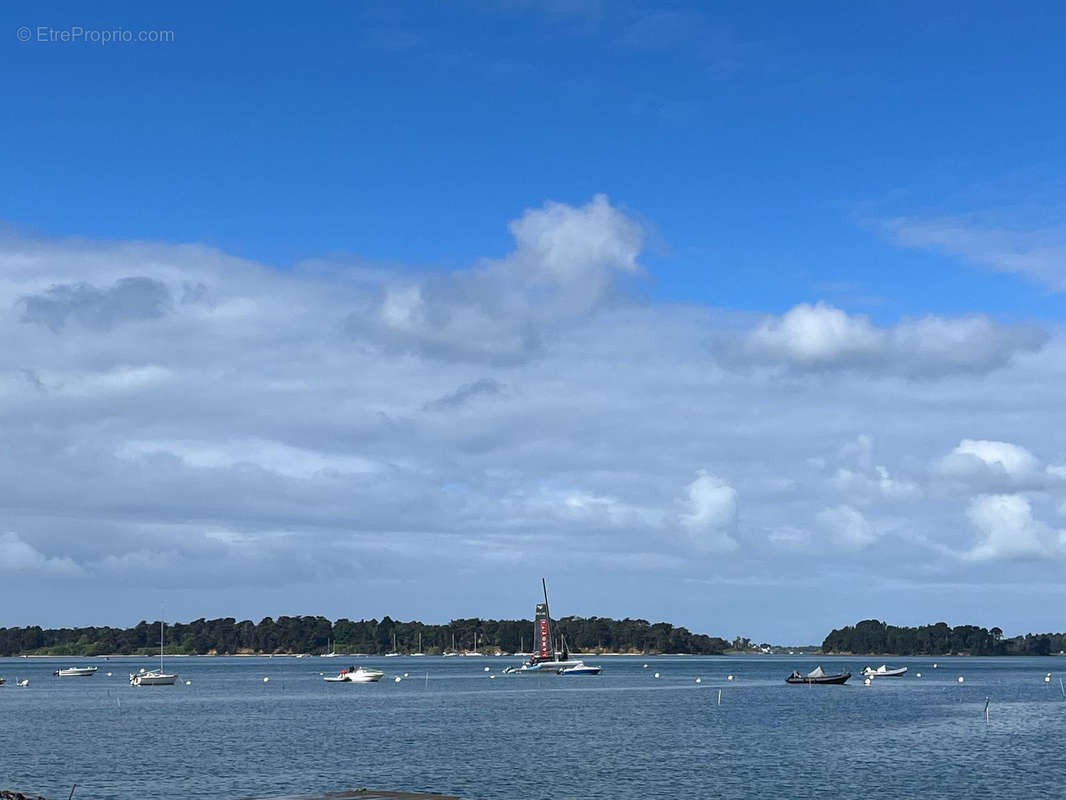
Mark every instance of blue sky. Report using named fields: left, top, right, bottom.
left=2, top=2, right=1066, bottom=642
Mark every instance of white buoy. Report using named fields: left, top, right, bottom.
left=1045, top=675, right=1051, bottom=683
left=404, top=672, right=409, bottom=677
left=185, top=680, right=191, bottom=685
left=653, top=672, right=660, bottom=679
left=864, top=678, right=872, bottom=686
left=106, top=672, right=112, bottom=677
left=695, top=677, right=701, bottom=684
left=263, top=676, right=270, bottom=682
left=394, top=675, right=402, bottom=683
left=483, top=666, right=490, bottom=672
left=727, top=674, right=734, bottom=681
left=933, top=663, right=938, bottom=668
left=916, top=673, right=922, bottom=678
left=643, top=664, right=648, bottom=669
left=957, top=676, right=964, bottom=683
left=490, top=675, right=495, bottom=679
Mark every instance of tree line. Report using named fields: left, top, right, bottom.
left=822, top=619, right=1066, bottom=656
left=0, top=615, right=731, bottom=657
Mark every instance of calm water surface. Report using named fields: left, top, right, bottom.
left=2, top=655, right=1064, bottom=799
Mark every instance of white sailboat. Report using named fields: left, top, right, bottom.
left=321, top=638, right=338, bottom=657
left=411, top=632, right=425, bottom=657
left=384, top=632, right=400, bottom=657
left=463, top=630, right=483, bottom=656
left=130, top=619, right=178, bottom=686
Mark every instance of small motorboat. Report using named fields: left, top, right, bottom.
left=557, top=662, right=602, bottom=675
left=324, top=666, right=384, bottom=683
left=786, top=666, right=851, bottom=685
left=862, top=664, right=907, bottom=678
left=0, top=677, right=5, bottom=685
left=54, top=666, right=98, bottom=677
left=15, top=679, right=29, bottom=687
left=861, top=665, right=903, bottom=678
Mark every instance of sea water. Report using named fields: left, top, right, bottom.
left=2, top=655, right=1064, bottom=799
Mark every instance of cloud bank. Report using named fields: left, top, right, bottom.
left=2, top=196, right=1065, bottom=634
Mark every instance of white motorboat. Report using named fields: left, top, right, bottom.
left=130, top=619, right=178, bottom=686
left=54, top=666, right=98, bottom=677
left=862, top=664, right=908, bottom=678
left=323, top=665, right=384, bottom=683
left=557, top=662, right=602, bottom=675
left=503, top=579, right=598, bottom=675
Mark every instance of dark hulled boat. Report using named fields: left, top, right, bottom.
left=786, top=666, right=851, bottom=685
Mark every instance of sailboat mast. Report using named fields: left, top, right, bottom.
left=160, top=618, right=164, bottom=671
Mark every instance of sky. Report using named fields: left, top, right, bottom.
left=2, top=1, right=1065, bottom=643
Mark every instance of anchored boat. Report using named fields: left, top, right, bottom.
left=54, top=666, right=98, bottom=677
left=862, top=664, right=907, bottom=678
left=130, top=619, right=178, bottom=686
left=324, top=665, right=385, bottom=683
left=502, top=579, right=601, bottom=676
left=786, top=665, right=851, bottom=685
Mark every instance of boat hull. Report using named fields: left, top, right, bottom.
left=55, top=667, right=98, bottom=677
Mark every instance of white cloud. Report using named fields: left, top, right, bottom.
left=353, top=193, right=645, bottom=363
left=116, top=439, right=380, bottom=479
left=888, top=217, right=1066, bottom=292
left=936, top=439, right=1055, bottom=490
left=739, top=302, right=1045, bottom=376
left=963, top=494, right=1062, bottom=562
left=0, top=532, right=83, bottom=576
left=746, top=303, right=882, bottom=366
left=679, top=473, right=739, bottom=553
left=816, top=505, right=877, bottom=550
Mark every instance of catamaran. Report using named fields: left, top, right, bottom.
left=503, top=579, right=601, bottom=675
left=130, top=619, right=178, bottom=686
